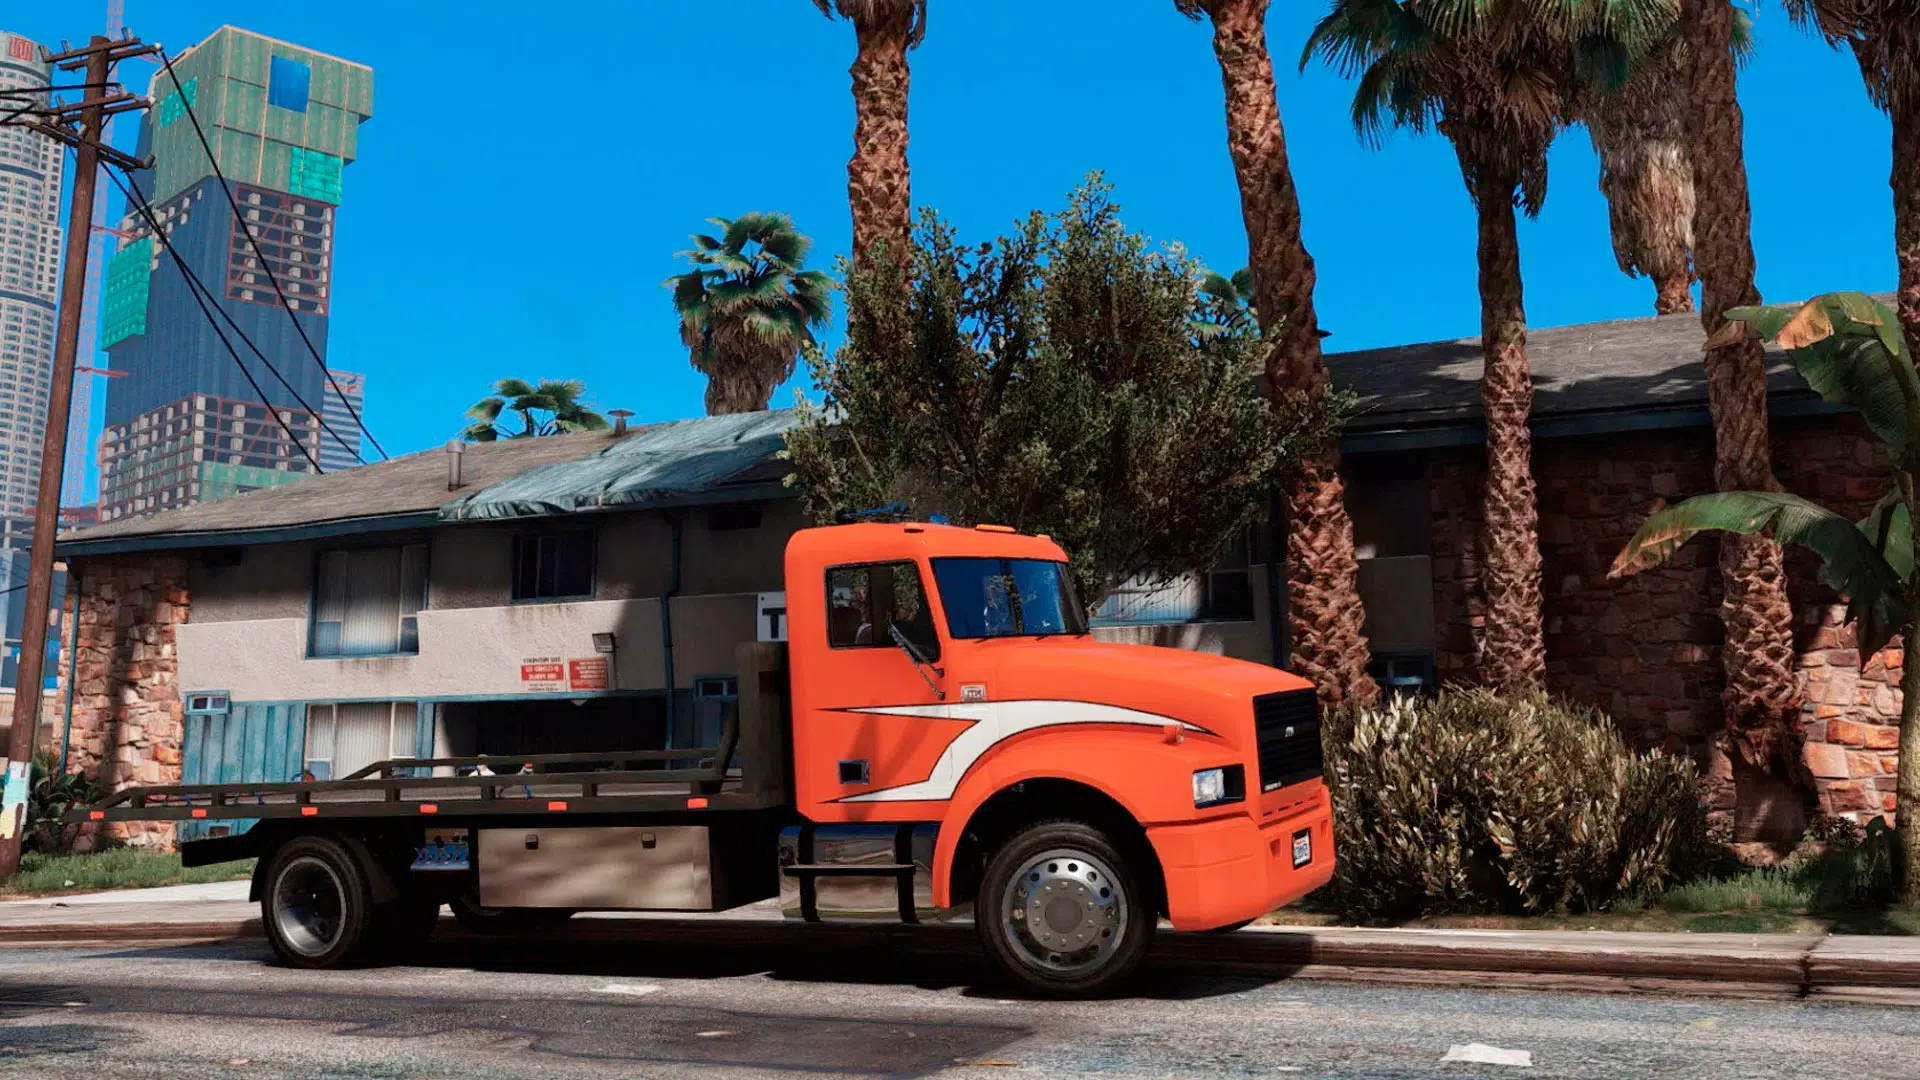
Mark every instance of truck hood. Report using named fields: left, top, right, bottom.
left=974, top=636, right=1310, bottom=735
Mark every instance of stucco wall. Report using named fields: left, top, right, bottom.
left=175, top=593, right=761, bottom=702
left=188, top=541, right=316, bottom=623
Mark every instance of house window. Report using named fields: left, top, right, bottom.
left=1202, top=528, right=1255, bottom=621
left=1093, top=574, right=1199, bottom=625
left=304, top=701, right=418, bottom=781
left=693, top=676, right=738, bottom=753
left=185, top=692, right=229, bottom=715
left=513, top=528, right=594, bottom=601
left=825, top=562, right=938, bottom=659
left=1368, top=652, right=1435, bottom=699
left=311, top=543, right=427, bottom=657
left=268, top=56, right=312, bottom=113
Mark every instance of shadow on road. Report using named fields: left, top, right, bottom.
left=98, top=922, right=1297, bottom=1003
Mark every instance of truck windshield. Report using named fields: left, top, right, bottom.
left=931, top=558, right=1089, bottom=639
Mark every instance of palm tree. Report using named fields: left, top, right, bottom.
left=1675, top=0, right=1801, bottom=789
left=1305, top=0, right=1662, bottom=694
left=1176, top=0, right=1379, bottom=711
left=811, top=0, right=927, bottom=262
left=1782, top=4, right=1920, bottom=373
left=462, top=379, right=609, bottom=442
left=1585, top=32, right=1697, bottom=315
left=1198, top=266, right=1259, bottom=333
left=1582, top=8, right=1752, bottom=316
left=665, top=213, right=834, bottom=415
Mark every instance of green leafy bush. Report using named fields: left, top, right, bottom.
left=26, top=752, right=104, bottom=855
left=1802, top=815, right=1899, bottom=911
left=1323, top=687, right=1712, bottom=919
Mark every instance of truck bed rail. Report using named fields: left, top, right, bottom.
left=68, top=649, right=798, bottom=824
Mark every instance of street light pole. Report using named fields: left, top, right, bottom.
left=0, top=32, right=155, bottom=876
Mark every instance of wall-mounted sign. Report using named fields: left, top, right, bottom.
left=568, top=656, right=609, bottom=691
left=520, top=658, right=566, bottom=691
left=757, top=592, right=787, bottom=643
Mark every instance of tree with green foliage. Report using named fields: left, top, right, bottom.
left=785, top=176, right=1345, bottom=604
left=461, top=378, right=609, bottom=442
left=1305, top=0, right=1668, bottom=694
left=666, top=213, right=834, bottom=415
left=1611, top=292, right=1920, bottom=900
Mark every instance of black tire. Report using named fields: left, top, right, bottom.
left=260, top=835, right=378, bottom=969
left=449, top=891, right=574, bottom=935
left=975, top=819, right=1155, bottom=998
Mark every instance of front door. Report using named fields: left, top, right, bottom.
left=795, top=559, right=958, bottom=820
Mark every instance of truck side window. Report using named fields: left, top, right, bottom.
left=826, top=562, right=940, bottom=660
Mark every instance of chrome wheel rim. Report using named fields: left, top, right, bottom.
left=272, top=855, right=346, bottom=958
left=998, top=847, right=1127, bottom=975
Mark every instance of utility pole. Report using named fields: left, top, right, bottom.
left=0, top=32, right=155, bottom=877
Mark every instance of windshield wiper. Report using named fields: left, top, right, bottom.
left=890, top=624, right=946, bottom=700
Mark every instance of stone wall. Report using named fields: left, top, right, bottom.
left=1423, top=412, right=1903, bottom=832
left=66, top=554, right=190, bottom=850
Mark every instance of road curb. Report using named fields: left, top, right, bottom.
left=5, top=915, right=1916, bottom=1002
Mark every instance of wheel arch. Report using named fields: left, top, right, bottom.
left=247, top=823, right=400, bottom=905
left=938, top=777, right=1165, bottom=917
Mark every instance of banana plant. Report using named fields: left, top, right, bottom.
left=1610, top=290, right=1920, bottom=899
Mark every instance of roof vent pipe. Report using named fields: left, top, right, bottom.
left=445, top=440, right=466, bottom=491
left=609, top=408, right=634, bottom=435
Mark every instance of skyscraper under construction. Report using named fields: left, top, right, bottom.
left=98, top=26, right=373, bottom=521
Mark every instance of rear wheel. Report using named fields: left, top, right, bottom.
left=261, top=835, right=376, bottom=969
left=975, top=820, right=1154, bottom=997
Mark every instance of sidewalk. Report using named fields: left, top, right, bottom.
left=3, top=883, right=1917, bottom=1004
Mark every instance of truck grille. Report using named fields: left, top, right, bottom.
left=1252, top=688, right=1323, bottom=793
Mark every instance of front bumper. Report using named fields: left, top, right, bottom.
left=1146, top=782, right=1335, bottom=931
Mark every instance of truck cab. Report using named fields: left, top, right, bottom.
left=782, top=521, right=1334, bottom=992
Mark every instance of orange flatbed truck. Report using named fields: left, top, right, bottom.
left=71, top=519, right=1334, bottom=995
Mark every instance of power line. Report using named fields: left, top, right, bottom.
left=156, top=46, right=389, bottom=462
left=105, top=166, right=326, bottom=474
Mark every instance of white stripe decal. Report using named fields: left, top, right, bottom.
left=833, top=700, right=1206, bottom=803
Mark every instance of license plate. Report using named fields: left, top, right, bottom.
left=412, top=828, right=470, bottom=871
left=1291, top=830, right=1312, bottom=869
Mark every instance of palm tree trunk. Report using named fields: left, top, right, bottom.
left=1896, top=89, right=1920, bottom=382
left=1654, top=269, right=1694, bottom=315
left=846, top=5, right=916, bottom=262
left=1681, top=0, right=1800, bottom=775
left=1198, top=0, right=1377, bottom=710
left=1471, top=174, right=1546, bottom=694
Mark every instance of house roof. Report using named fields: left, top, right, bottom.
left=58, top=410, right=800, bottom=557
left=1327, top=298, right=1869, bottom=452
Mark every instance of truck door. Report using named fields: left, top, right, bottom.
left=795, top=559, right=959, bottom=819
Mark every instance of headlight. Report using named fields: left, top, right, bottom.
left=1193, top=766, right=1244, bottom=807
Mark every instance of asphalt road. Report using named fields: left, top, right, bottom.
left=0, top=934, right=1915, bottom=1080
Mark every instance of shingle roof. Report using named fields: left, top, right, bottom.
left=1326, top=297, right=1877, bottom=447
left=59, top=410, right=800, bottom=555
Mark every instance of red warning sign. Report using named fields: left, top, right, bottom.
left=568, top=657, right=609, bottom=691
left=520, top=660, right=566, bottom=690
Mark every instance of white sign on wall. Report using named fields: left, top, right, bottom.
left=757, top=592, right=787, bottom=643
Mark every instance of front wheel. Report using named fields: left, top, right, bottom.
left=975, top=820, right=1155, bottom=997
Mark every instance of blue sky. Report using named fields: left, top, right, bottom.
left=17, top=1, right=1895, bottom=478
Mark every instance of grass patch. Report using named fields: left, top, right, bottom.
left=2, top=849, right=254, bottom=896
left=1659, top=866, right=1810, bottom=914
